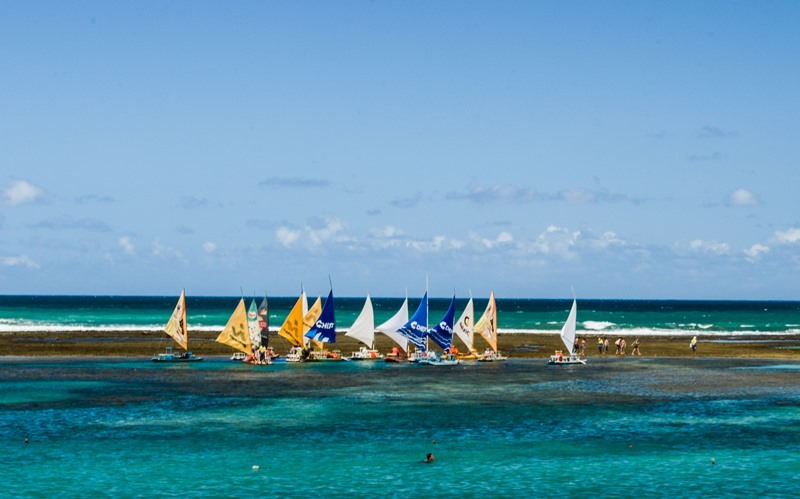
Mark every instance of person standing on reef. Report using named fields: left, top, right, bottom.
left=603, top=337, right=609, bottom=354
left=631, top=338, right=641, bottom=356
left=620, top=338, right=627, bottom=356
left=690, top=336, right=698, bottom=354
left=598, top=337, right=604, bottom=355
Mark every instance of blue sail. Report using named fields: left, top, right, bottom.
left=304, top=290, right=336, bottom=343
left=428, top=295, right=455, bottom=351
left=397, top=292, right=428, bottom=351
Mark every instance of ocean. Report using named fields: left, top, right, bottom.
left=1, top=295, right=799, bottom=337
left=2, top=356, right=800, bottom=497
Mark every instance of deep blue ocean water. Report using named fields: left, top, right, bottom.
left=2, top=357, right=800, bottom=497
left=1, top=295, right=799, bottom=337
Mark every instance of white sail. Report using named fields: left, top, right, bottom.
left=453, top=296, right=474, bottom=352
left=345, top=295, right=375, bottom=348
left=376, top=297, right=409, bottom=352
left=560, top=298, right=578, bottom=353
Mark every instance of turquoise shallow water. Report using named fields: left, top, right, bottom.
left=2, top=358, right=800, bottom=497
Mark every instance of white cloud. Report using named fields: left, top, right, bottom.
left=118, top=237, right=136, bottom=255
left=481, top=231, right=514, bottom=249
left=407, top=235, right=464, bottom=252
left=3, top=180, right=44, bottom=206
left=728, top=188, right=758, bottom=207
left=2, top=255, right=40, bottom=269
left=202, top=242, right=217, bottom=253
left=276, top=227, right=301, bottom=247
left=774, top=228, right=800, bottom=244
left=589, top=231, right=627, bottom=250
left=528, top=225, right=580, bottom=258
left=744, top=243, right=770, bottom=261
left=689, top=239, right=731, bottom=255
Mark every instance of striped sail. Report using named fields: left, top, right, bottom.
left=397, top=292, right=428, bottom=351
left=164, top=290, right=189, bottom=351
left=257, top=295, right=269, bottom=346
left=428, top=295, right=455, bottom=351
left=453, top=296, right=474, bottom=352
left=303, top=296, right=323, bottom=349
left=247, top=299, right=261, bottom=348
left=215, top=298, right=252, bottom=354
left=305, top=290, right=336, bottom=343
left=345, top=295, right=375, bottom=348
left=474, top=291, right=498, bottom=352
left=376, top=297, right=409, bottom=352
left=278, top=292, right=307, bottom=347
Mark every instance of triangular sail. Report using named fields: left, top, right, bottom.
left=247, top=299, right=261, bottom=348
left=428, top=295, right=456, bottom=351
left=257, top=294, right=269, bottom=347
left=345, top=295, right=375, bottom=348
left=560, top=297, right=578, bottom=353
left=376, top=297, right=410, bottom=352
left=453, top=296, right=474, bottom=352
left=475, top=291, right=498, bottom=352
left=164, top=290, right=189, bottom=351
left=305, top=290, right=336, bottom=343
left=215, top=298, right=252, bottom=354
left=397, top=292, right=428, bottom=351
left=304, top=296, right=323, bottom=349
left=278, top=293, right=306, bottom=347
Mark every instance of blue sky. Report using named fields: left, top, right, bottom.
left=1, top=1, right=798, bottom=299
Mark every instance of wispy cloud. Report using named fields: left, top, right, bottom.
left=744, top=243, right=769, bottom=261
left=390, top=192, right=424, bottom=208
left=258, top=177, right=330, bottom=189
left=118, top=236, right=136, bottom=255
left=446, top=185, right=540, bottom=204
left=180, top=196, right=222, bottom=209
left=28, top=216, right=112, bottom=232
left=689, top=239, right=731, bottom=255
left=275, top=217, right=347, bottom=248
left=727, top=188, right=759, bottom=207
left=151, top=239, right=188, bottom=264
left=75, top=194, right=115, bottom=204
left=3, top=180, right=44, bottom=206
left=202, top=242, right=217, bottom=253
left=447, top=185, right=641, bottom=205
left=2, top=255, right=40, bottom=269
left=698, top=126, right=737, bottom=139
left=689, top=152, right=725, bottom=161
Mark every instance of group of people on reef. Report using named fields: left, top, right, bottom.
left=250, top=343, right=276, bottom=364
left=592, top=337, right=641, bottom=356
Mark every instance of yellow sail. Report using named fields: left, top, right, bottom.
left=303, top=296, right=322, bottom=333
left=474, top=291, right=498, bottom=352
left=278, top=293, right=307, bottom=347
left=215, top=298, right=252, bottom=354
left=303, top=296, right=323, bottom=349
left=164, top=290, right=189, bottom=350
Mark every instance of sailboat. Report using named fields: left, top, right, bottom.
left=152, top=290, right=203, bottom=362
left=279, top=289, right=309, bottom=362
left=453, top=295, right=479, bottom=360
left=304, top=289, right=343, bottom=361
left=476, top=291, right=507, bottom=362
left=548, top=292, right=586, bottom=365
left=397, top=292, right=429, bottom=363
left=421, top=295, right=461, bottom=365
left=377, top=296, right=410, bottom=362
left=215, top=297, right=253, bottom=361
left=345, top=295, right=383, bottom=360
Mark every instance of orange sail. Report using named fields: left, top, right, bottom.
left=215, top=298, right=252, bottom=354
left=164, top=290, right=189, bottom=350
left=474, top=291, right=498, bottom=352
